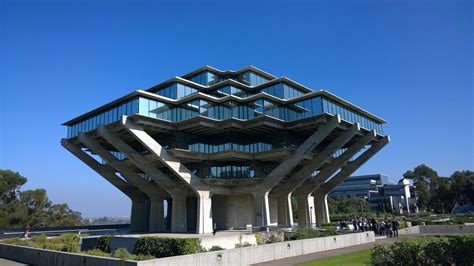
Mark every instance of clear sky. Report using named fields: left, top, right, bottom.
left=1, top=0, right=472, bottom=218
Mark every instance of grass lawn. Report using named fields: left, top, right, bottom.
left=297, top=249, right=372, bottom=266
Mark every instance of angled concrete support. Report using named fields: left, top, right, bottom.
left=271, top=124, right=359, bottom=226
left=252, top=191, right=270, bottom=228
left=319, top=136, right=390, bottom=192
left=312, top=135, right=390, bottom=226
left=97, top=125, right=189, bottom=232
left=273, top=124, right=359, bottom=196
left=261, top=115, right=341, bottom=190
left=118, top=117, right=220, bottom=233
left=78, top=133, right=168, bottom=232
left=61, top=139, right=149, bottom=232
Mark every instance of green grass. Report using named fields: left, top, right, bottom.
left=297, top=249, right=371, bottom=266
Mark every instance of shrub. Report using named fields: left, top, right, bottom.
left=30, top=233, right=79, bottom=253
left=112, top=248, right=130, bottom=260
left=133, top=237, right=201, bottom=258
left=255, top=232, right=264, bottom=245
left=371, top=236, right=474, bottom=266
left=129, top=254, right=155, bottom=261
left=371, top=244, right=395, bottom=266
left=96, top=234, right=112, bottom=253
left=208, top=245, right=225, bottom=251
left=2, top=237, right=22, bottom=245
left=82, top=249, right=111, bottom=257
left=285, top=228, right=335, bottom=241
left=235, top=242, right=252, bottom=248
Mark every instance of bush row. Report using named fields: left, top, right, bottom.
left=133, top=236, right=201, bottom=258
left=371, top=235, right=474, bottom=266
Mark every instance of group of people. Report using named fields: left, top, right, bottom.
left=337, top=216, right=400, bottom=237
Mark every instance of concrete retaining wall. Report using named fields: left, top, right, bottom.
left=419, top=224, right=474, bottom=234
left=399, top=225, right=474, bottom=235
left=135, top=232, right=375, bottom=266
left=0, top=243, right=137, bottom=266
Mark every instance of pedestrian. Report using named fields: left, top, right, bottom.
left=392, top=220, right=399, bottom=237
left=380, top=220, right=386, bottom=236
left=352, top=216, right=357, bottom=231
left=213, top=222, right=217, bottom=236
left=24, top=227, right=30, bottom=240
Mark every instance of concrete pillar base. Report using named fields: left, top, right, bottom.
left=277, top=195, right=293, bottom=227
left=197, top=191, right=213, bottom=234
left=149, top=198, right=165, bottom=232
left=297, top=195, right=316, bottom=227
left=130, top=198, right=150, bottom=233
left=314, top=193, right=330, bottom=226
left=252, top=191, right=270, bottom=228
left=171, top=195, right=187, bottom=233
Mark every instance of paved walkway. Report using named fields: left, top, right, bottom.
left=253, top=235, right=403, bottom=266
left=0, top=258, right=28, bottom=266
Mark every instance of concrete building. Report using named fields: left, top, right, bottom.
left=329, top=174, right=417, bottom=214
left=329, top=174, right=389, bottom=198
left=61, top=66, right=389, bottom=233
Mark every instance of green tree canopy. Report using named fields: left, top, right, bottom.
left=0, top=169, right=83, bottom=229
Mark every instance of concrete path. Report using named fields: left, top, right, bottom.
left=0, top=258, right=28, bottom=266
left=253, top=235, right=402, bottom=266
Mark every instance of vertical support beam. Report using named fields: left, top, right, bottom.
left=296, top=195, right=316, bottom=227
left=149, top=198, right=165, bottom=232
left=196, top=191, right=213, bottom=234
left=131, top=198, right=151, bottom=233
left=252, top=191, right=270, bottom=228
left=313, top=193, right=330, bottom=226
left=277, top=195, right=293, bottom=226
left=171, top=195, right=187, bottom=233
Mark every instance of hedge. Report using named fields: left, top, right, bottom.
left=371, top=235, right=474, bottom=266
left=133, top=236, right=201, bottom=258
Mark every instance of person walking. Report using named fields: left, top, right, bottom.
left=380, top=220, right=386, bottom=236
left=352, top=216, right=357, bottom=231
left=392, top=220, right=399, bottom=237
left=213, top=222, right=217, bottom=236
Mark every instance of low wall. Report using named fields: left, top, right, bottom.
left=399, top=225, right=474, bottom=235
left=135, top=232, right=375, bottom=266
left=419, top=224, right=474, bottom=234
left=106, top=233, right=257, bottom=253
left=0, top=243, right=137, bottom=266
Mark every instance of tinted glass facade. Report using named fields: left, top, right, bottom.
left=66, top=67, right=385, bottom=150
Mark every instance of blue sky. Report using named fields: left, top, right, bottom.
left=1, top=0, right=472, bottom=217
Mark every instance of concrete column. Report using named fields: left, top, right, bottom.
left=130, top=198, right=150, bottom=233
left=313, top=193, right=330, bottom=226
left=171, top=195, right=187, bottom=233
left=297, top=195, right=315, bottom=227
left=277, top=195, right=293, bottom=226
left=252, top=191, right=270, bottom=228
left=196, top=191, right=213, bottom=234
left=149, top=198, right=165, bottom=232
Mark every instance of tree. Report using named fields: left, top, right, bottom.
left=328, top=196, right=372, bottom=216
left=403, top=164, right=440, bottom=211
left=0, top=169, right=83, bottom=229
left=451, top=170, right=474, bottom=205
left=0, top=170, right=27, bottom=204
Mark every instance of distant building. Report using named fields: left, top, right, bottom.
left=329, top=174, right=418, bottom=214
left=329, top=174, right=389, bottom=198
